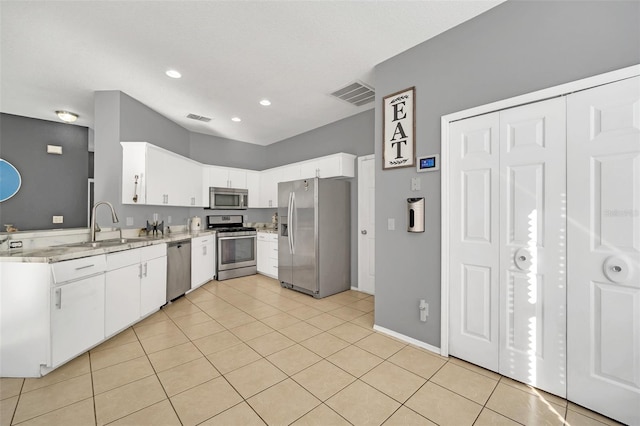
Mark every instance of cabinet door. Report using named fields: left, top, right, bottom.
left=257, top=237, right=269, bottom=274
left=228, top=169, right=247, bottom=188
left=182, top=159, right=204, bottom=207
left=259, top=170, right=276, bottom=208
left=299, top=160, right=319, bottom=179
left=121, top=142, right=147, bottom=205
left=191, top=237, right=214, bottom=289
left=51, top=275, right=105, bottom=367
left=105, top=264, right=141, bottom=337
left=141, top=256, right=167, bottom=317
left=145, top=146, right=173, bottom=205
left=246, top=171, right=261, bottom=208
left=209, top=166, right=230, bottom=188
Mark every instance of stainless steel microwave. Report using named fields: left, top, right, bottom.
left=209, top=187, right=248, bottom=210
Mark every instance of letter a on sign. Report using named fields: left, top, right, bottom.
left=383, top=87, right=415, bottom=169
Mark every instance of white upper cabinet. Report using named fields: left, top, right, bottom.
left=122, top=141, right=355, bottom=210
left=299, top=153, right=356, bottom=179
left=121, top=142, right=204, bottom=207
left=208, top=165, right=248, bottom=189
left=246, top=171, right=261, bottom=208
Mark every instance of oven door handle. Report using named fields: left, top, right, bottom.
left=218, top=235, right=255, bottom=241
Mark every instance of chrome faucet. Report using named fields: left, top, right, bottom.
left=91, top=201, right=119, bottom=242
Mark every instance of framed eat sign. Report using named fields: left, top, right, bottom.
left=383, top=87, right=415, bottom=170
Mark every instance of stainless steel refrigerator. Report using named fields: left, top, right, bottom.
left=278, top=178, right=350, bottom=298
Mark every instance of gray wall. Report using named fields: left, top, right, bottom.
left=190, top=132, right=267, bottom=170
left=373, top=0, right=640, bottom=348
left=0, top=113, right=89, bottom=230
left=266, top=110, right=374, bottom=169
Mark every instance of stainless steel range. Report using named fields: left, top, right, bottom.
left=207, top=215, right=257, bottom=280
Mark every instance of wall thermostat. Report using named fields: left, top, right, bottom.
left=416, top=154, right=440, bottom=173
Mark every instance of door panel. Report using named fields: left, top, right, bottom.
left=499, top=97, right=566, bottom=397
left=278, top=182, right=293, bottom=285
left=358, top=155, right=376, bottom=294
left=567, top=76, right=640, bottom=426
left=292, top=178, right=317, bottom=293
left=449, top=112, right=500, bottom=372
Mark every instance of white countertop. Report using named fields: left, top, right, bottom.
left=0, top=230, right=216, bottom=264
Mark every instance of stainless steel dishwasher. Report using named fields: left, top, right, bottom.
left=166, top=239, right=191, bottom=302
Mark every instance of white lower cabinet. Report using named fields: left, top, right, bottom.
left=50, top=256, right=107, bottom=368
left=191, top=235, right=215, bottom=289
left=105, top=244, right=167, bottom=337
left=51, top=274, right=105, bottom=368
left=141, top=254, right=167, bottom=317
left=257, top=233, right=278, bottom=278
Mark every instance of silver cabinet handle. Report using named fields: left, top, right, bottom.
left=361, top=230, right=367, bottom=235
left=55, top=288, right=62, bottom=309
left=75, top=264, right=95, bottom=270
left=144, top=262, right=148, bottom=277
left=611, top=265, right=622, bottom=272
left=139, top=264, right=143, bottom=279
left=518, top=255, right=527, bottom=261
left=203, top=246, right=207, bottom=256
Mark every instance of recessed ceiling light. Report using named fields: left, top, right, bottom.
left=56, top=110, right=78, bottom=123
left=166, top=69, right=182, bottom=79
left=231, top=117, right=241, bottom=122
left=259, top=99, right=271, bottom=106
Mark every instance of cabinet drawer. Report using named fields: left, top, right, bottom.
left=257, top=233, right=270, bottom=241
left=51, top=255, right=107, bottom=283
left=107, top=249, right=141, bottom=271
left=141, top=243, right=166, bottom=261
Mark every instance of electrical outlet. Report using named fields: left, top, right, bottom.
left=52, top=215, right=63, bottom=224
left=167, top=216, right=172, bottom=224
left=419, top=299, right=429, bottom=322
left=126, top=217, right=134, bottom=226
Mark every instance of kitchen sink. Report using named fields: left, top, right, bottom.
left=57, top=238, right=146, bottom=248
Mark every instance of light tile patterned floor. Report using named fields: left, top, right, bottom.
left=0, top=275, right=623, bottom=425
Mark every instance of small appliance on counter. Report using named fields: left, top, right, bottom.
left=189, top=216, right=202, bottom=232
left=207, top=215, right=257, bottom=280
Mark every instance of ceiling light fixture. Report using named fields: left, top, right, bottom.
left=166, top=69, right=182, bottom=79
left=259, top=99, right=271, bottom=106
left=231, top=117, right=241, bottom=122
left=55, top=110, right=78, bottom=123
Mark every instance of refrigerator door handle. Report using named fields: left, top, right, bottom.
left=288, top=192, right=294, bottom=254
left=291, top=192, right=296, bottom=255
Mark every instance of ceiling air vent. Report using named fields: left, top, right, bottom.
left=330, top=81, right=375, bottom=106
left=186, top=113, right=212, bottom=123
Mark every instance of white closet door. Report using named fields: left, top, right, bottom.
left=567, top=76, right=640, bottom=426
left=498, top=98, right=567, bottom=397
left=449, top=112, right=500, bottom=372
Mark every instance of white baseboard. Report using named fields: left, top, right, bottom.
left=373, top=325, right=444, bottom=356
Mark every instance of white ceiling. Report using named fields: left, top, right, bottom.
left=0, top=1, right=502, bottom=146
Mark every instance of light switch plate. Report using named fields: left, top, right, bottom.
left=411, top=177, right=421, bottom=191
left=52, top=215, right=63, bottom=223
left=388, top=218, right=395, bottom=231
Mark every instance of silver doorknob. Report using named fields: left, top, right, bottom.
left=518, top=255, right=527, bottom=261
left=361, top=230, right=367, bottom=235
left=611, top=265, right=622, bottom=272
